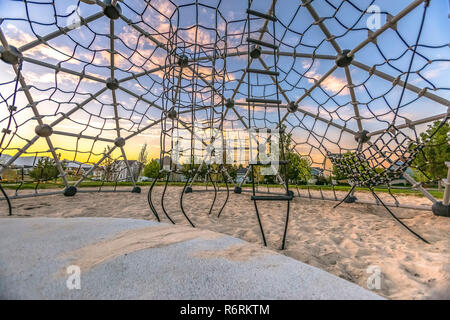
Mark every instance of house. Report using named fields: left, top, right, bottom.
left=156, top=156, right=187, bottom=182
left=390, top=166, right=414, bottom=186
left=12, top=156, right=47, bottom=172
left=111, top=160, right=141, bottom=182
left=0, top=154, right=12, bottom=166
left=61, top=160, right=93, bottom=175
left=310, top=167, right=324, bottom=177
left=308, top=167, right=325, bottom=185
left=90, top=160, right=143, bottom=182
left=91, top=166, right=105, bottom=181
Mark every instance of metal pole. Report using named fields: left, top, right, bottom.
left=74, top=145, right=117, bottom=187
left=443, top=162, right=450, bottom=205
left=0, top=27, right=69, bottom=187
left=19, top=12, right=105, bottom=52
left=351, top=60, right=450, bottom=108
left=120, top=147, right=137, bottom=188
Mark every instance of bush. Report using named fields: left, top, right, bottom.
left=29, top=158, right=62, bottom=181
left=143, top=159, right=160, bottom=179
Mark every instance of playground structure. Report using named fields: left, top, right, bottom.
left=0, top=0, right=449, bottom=246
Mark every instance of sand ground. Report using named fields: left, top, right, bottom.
left=1, top=186, right=449, bottom=300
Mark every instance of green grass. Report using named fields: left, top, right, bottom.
left=0, top=179, right=443, bottom=199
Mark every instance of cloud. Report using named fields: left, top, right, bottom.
left=421, top=61, right=450, bottom=81
left=4, top=24, right=106, bottom=66
left=302, top=60, right=349, bottom=96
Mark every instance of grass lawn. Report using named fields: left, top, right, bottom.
left=0, top=179, right=444, bottom=199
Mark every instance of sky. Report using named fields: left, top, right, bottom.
left=0, top=0, right=448, bottom=170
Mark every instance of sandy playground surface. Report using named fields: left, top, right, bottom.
left=1, top=186, right=449, bottom=300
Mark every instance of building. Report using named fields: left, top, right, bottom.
left=111, top=160, right=141, bottom=182
left=310, top=167, right=324, bottom=177
left=90, top=159, right=144, bottom=182
left=61, top=160, right=93, bottom=175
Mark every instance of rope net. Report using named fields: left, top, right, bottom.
left=0, top=0, right=448, bottom=208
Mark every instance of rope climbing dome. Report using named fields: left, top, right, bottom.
left=0, top=0, right=449, bottom=247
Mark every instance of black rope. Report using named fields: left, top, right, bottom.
left=371, top=188, right=429, bottom=244
left=0, top=181, right=12, bottom=216
left=160, top=172, right=175, bottom=224
left=393, top=0, right=429, bottom=123
left=217, top=168, right=230, bottom=218
left=148, top=173, right=161, bottom=222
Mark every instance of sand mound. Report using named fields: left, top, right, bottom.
left=4, top=186, right=450, bottom=299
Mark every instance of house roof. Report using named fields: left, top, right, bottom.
left=113, top=160, right=140, bottom=165
left=11, top=156, right=48, bottom=168
left=0, top=154, right=12, bottom=165
left=62, top=160, right=93, bottom=169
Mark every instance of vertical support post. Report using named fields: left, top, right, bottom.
left=237, top=166, right=252, bottom=188
left=0, top=136, right=40, bottom=174
left=0, top=27, right=69, bottom=188
left=120, top=147, right=137, bottom=189
left=188, top=162, right=204, bottom=188
left=443, top=162, right=450, bottom=206
left=74, top=145, right=117, bottom=187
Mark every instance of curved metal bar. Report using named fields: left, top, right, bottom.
left=332, top=184, right=338, bottom=201
left=319, top=187, right=324, bottom=200
left=179, top=175, right=195, bottom=227
left=387, top=185, right=400, bottom=207
left=217, top=170, right=230, bottom=218
left=207, top=171, right=217, bottom=215
left=371, top=189, right=429, bottom=244
left=98, top=179, right=105, bottom=192
left=0, top=183, right=12, bottom=216
left=34, top=179, right=41, bottom=194
left=113, top=175, right=118, bottom=192
left=252, top=200, right=267, bottom=247
left=280, top=200, right=290, bottom=250
left=147, top=173, right=160, bottom=222
left=251, top=167, right=267, bottom=247
left=160, top=172, right=175, bottom=224
left=15, top=180, right=23, bottom=196
left=295, top=182, right=301, bottom=197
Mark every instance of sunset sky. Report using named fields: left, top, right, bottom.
left=0, top=0, right=448, bottom=169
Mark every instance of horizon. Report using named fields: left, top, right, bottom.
left=0, top=0, right=448, bottom=170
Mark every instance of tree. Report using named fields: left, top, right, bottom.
left=143, top=159, right=160, bottom=179
left=279, top=125, right=311, bottom=183
left=137, top=143, right=149, bottom=179
left=412, top=120, right=450, bottom=190
left=29, top=157, right=62, bottom=181
left=286, top=152, right=311, bottom=182
left=180, top=162, right=207, bottom=180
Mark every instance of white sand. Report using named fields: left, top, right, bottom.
left=2, top=186, right=450, bottom=300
